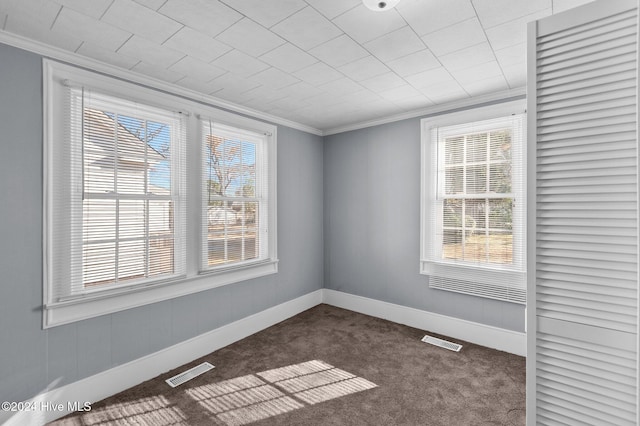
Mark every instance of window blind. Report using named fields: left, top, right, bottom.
left=424, top=113, right=526, bottom=304
left=48, top=86, right=186, bottom=302
left=201, top=120, right=269, bottom=271
left=529, top=0, right=638, bottom=424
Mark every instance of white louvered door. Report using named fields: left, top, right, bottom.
left=527, top=0, right=639, bottom=424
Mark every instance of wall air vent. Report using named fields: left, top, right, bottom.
left=166, top=362, right=215, bottom=387
left=421, top=335, right=462, bottom=352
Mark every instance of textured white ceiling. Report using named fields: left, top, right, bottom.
left=0, top=0, right=594, bottom=132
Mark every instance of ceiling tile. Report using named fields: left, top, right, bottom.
left=309, top=34, right=369, bottom=68
left=240, top=85, right=290, bottom=104
left=397, top=0, right=476, bottom=36
left=501, top=63, right=526, bottom=88
left=76, top=42, right=140, bottom=69
left=318, top=78, right=364, bottom=96
left=304, top=0, right=360, bottom=19
left=359, top=72, right=406, bottom=92
left=461, top=75, right=509, bottom=97
left=259, top=42, right=318, bottom=73
left=422, top=18, right=486, bottom=56
left=552, top=0, right=595, bottom=12
left=485, top=9, right=551, bottom=51
left=210, top=73, right=261, bottom=99
left=293, top=61, right=344, bottom=86
left=52, top=6, right=132, bottom=51
left=472, top=0, right=551, bottom=28
left=364, top=26, right=425, bottom=62
left=169, top=56, right=226, bottom=82
left=378, top=84, right=424, bottom=102
left=131, top=61, right=185, bottom=83
left=438, top=42, right=496, bottom=71
left=405, top=67, right=455, bottom=90
left=163, top=27, right=231, bottom=63
left=216, top=18, right=286, bottom=57
left=101, top=0, right=182, bottom=44
left=271, top=6, right=342, bottom=51
left=52, top=0, right=112, bottom=19
left=159, top=0, right=241, bottom=38
left=248, top=67, right=300, bottom=90
left=420, top=81, right=469, bottom=103
left=219, top=0, right=306, bottom=28
left=278, top=81, right=324, bottom=100
left=175, top=76, right=221, bottom=94
left=211, top=49, right=269, bottom=78
left=333, top=4, right=405, bottom=44
left=133, top=0, right=167, bottom=10
left=338, top=55, right=389, bottom=81
left=387, top=49, right=440, bottom=77
left=395, top=95, right=434, bottom=111
left=118, top=35, right=184, bottom=68
left=494, top=43, right=525, bottom=68
left=449, top=61, right=503, bottom=85
left=3, top=0, right=82, bottom=51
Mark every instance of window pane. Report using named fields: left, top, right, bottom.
left=466, top=165, right=487, bottom=194
left=149, top=200, right=173, bottom=237
left=466, top=132, right=487, bottom=163
left=490, top=129, right=511, bottom=162
left=119, top=200, right=145, bottom=240
left=445, top=136, right=463, bottom=164
left=443, top=199, right=462, bottom=228
left=489, top=198, right=513, bottom=230
left=83, top=199, right=116, bottom=242
left=83, top=242, right=115, bottom=287
left=118, top=240, right=145, bottom=282
left=116, top=114, right=147, bottom=195
left=442, top=228, right=463, bottom=260
left=84, top=108, right=115, bottom=193
left=445, top=166, right=463, bottom=194
left=147, top=121, right=171, bottom=196
left=487, top=230, right=512, bottom=264
left=149, top=238, right=174, bottom=276
left=463, top=229, right=488, bottom=263
left=489, top=163, right=511, bottom=193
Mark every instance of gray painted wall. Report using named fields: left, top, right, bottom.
left=323, top=119, right=525, bottom=333
left=0, top=43, right=324, bottom=403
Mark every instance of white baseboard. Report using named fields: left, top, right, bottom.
left=321, top=289, right=526, bottom=357
left=1, top=288, right=525, bottom=425
left=0, top=290, right=323, bottom=426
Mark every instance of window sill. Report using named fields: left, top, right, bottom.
left=43, top=259, right=278, bottom=328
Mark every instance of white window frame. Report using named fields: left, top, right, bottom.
left=43, top=60, right=277, bottom=328
left=420, top=100, right=526, bottom=303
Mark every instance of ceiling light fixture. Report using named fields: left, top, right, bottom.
left=362, top=0, right=401, bottom=12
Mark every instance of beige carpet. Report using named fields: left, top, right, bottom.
left=50, top=304, right=525, bottom=425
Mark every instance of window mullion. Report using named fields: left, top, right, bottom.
left=114, top=112, right=120, bottom=285
left=485, top=131, right=490, bottom=263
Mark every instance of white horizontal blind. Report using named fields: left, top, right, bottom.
left=201, top=120, right=269, bottom=270
left=49, top=87, right=186, bottom=302
left=531, top=0, right=638, bottom=423
left=426, top=114, right=526, bottom=304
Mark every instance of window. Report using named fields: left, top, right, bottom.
left=43, top=60, right=277, bottom=328
left=201, top=121, right=271, bottom=271
left=420, top=101, right=526, bottom=303
left=72, top=90, right=186, bottom=292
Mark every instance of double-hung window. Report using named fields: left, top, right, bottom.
left=420, top=101, right=526, bottom=303
left=201, top=121, right=271, bottom=271
left=43, top=60, right=277, bottom=328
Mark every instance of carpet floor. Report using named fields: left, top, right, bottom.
left=50, top=304, right=525, bottom=426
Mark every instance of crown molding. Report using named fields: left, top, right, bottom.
left=0, top=30, right=324, bottom=136
left=322, top=87, right=527, bottom=136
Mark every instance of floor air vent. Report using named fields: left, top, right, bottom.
left=421, top=335, right=462, bottom=352
left=166, top=362, right=215, bottom=387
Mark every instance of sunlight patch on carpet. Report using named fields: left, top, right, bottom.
left=80, top=395, right=188, bottom=425
left=186, top=360, right=377, bottom=425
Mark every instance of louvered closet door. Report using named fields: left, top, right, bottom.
left=528, top=0, right=639, bottom=424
